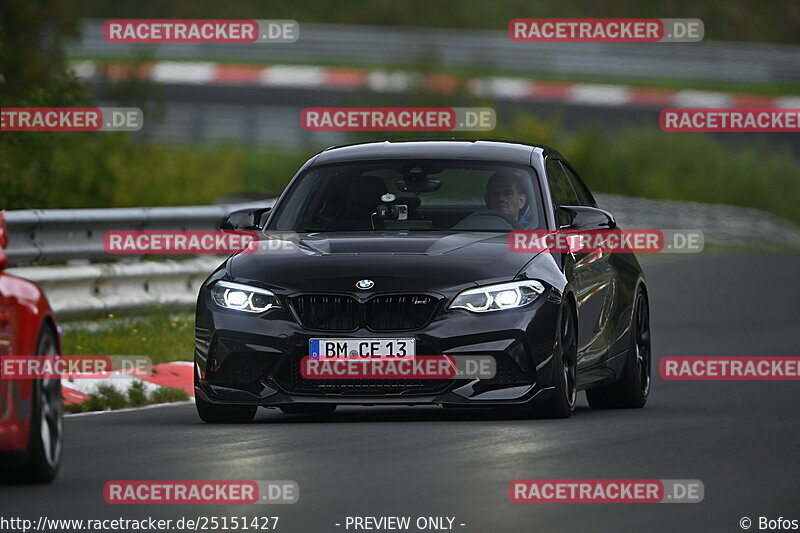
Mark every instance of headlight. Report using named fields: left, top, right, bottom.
left=449, top=280, right=545, bottom=312
left=210, top=280, right=281, bottom=313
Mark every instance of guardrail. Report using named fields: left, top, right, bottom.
left=71, top=20, right=800, bottom=83
left=3, top=200, right=274, bottom=266
left=8, top=257, right=221, bottom=317
left=4, top=195, right=800, bottom=317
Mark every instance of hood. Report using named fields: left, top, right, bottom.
left=227, top=231, right=537, bottom=293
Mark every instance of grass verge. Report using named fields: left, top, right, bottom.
left=60, top=306, right=195, bottom=365
left=60, top=307, right=194, bottom=412
left=65, top=381, right=189, bottom=414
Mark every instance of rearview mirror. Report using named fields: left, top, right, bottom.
left=396, top=178, right=442, bottom=193
left=220, top=207, right=272, bottom=231
left=558, top=206, right=616, bottom=230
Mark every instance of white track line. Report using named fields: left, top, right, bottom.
left=66, top=399, right=195, bottom=417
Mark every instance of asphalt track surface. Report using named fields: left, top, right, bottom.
left=2, top=251, right=799, bottom=532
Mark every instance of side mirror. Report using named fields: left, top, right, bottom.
left=558, top=206, right=616, bottom=230
left=220, top=207, right=272, bottom=231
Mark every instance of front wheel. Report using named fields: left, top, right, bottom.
left=535, top=303, right=577, bottom=419
left=196, top=396, right=257, bottom=423
left=586, top=288, right=651, bottom=409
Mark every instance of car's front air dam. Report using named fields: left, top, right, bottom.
left=195, top=379, right=556, bottom=408
left=195, top=289, right=562, bottom=408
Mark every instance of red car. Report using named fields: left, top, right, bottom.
left=0, top=211, right=63, bottom=483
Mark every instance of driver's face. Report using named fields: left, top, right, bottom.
left=486, top=178, right=526, bottom=219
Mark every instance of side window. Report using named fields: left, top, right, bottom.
left=559, top=161, right=596, bottom=207
left=545, top=158, right=579, bottom=226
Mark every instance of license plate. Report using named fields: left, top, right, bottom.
left=309, top=338, right=416, bottom=359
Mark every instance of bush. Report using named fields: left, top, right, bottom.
left=565, top=127, right=800, bottom=224
left=5, top=111, right=799, bottom=225
left=481, top=113, right=800, bottom=224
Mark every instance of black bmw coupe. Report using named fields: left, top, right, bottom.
left=194, top=140, right=651, bottom=421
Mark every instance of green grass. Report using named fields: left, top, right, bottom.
left=61, top=307, right=194, bottom=413
left=61, top=306, right=195, bottom=365
left=65, top=381, right=189, bottom=413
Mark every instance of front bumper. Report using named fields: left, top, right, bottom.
left=194, top=290, right=561, bottom=408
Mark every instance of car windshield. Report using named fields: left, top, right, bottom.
left=268, top=159, right=544, bottom=232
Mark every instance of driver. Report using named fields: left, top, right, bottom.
left=485, top=171, right=529, bottom=226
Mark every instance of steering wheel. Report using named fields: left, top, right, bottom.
left=452, top=209, right=521, bottom=230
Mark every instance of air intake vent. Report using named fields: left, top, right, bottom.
left=365, top=294, right=438, bottom=330
left=290, top=294, right=439, bottom=331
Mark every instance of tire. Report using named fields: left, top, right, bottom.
left=15, top=325, right=63, bottom=483
left=196, top=396, right=257, bottom=423
left=586, top=289, right=651, bottom=409
left=535, top=302, right=578, bottom=419
left=279, top=404, right=337, bottom=415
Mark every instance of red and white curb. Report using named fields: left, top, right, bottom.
left=71, top=60, right=800, bottom=109
left=62, top=361, right=194, bottom=406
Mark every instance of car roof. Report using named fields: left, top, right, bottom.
left=310, top=140, right=559, bottom=167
